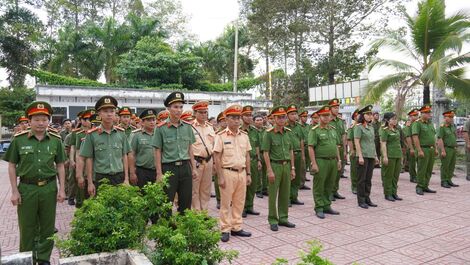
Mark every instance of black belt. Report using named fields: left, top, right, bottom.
left=20, top=176, right=55, bottom=186
left=223, top=167, right=245, bottom=172
left=271, top=160, right=290, bottom=165
left=163, top=160, right=189, bottom=166
left=317, top=157, right=336, bottom=160
left=194, top=156, right=212, bottom=163
left=136, top=166, right=156, bottom=171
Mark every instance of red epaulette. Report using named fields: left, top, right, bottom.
left=157, top=121, right=167, bottom=128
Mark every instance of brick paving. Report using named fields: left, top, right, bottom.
left=1, top=159, right=470, bottom=265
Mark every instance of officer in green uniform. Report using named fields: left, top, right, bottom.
left=437, top=110, right=459, bottom=188
left=80, top=96, right=131, bottom=197
left=404, top=109, right=419, bottom=183
left=299, top=110, right=312, bottom=189
left=66, top=110, right=86, bottom=205
left=308, top=106, right=341, bottom=219
left=214, top=112, right=227, bottom=209
left=412, top=104, right=438, bottom=195
left=129, top=109, right=157, bottom=188
left=380, top=112, right=403, bottom=201
left=347, top=109, right=359, bottom=194
left=73, top=109, right=94, bottom=207
left=285, top=104, right=305, bottom=205
left=4, top=101, right=67, bottom=265
left=372, top=112, right=381, bottom=166
left=152, top=91, right=197, bottom=214
left=119, top=106, right=135, bottom=137
left=261, top=106, right=296, bottom=231
left=253, top=113, right=268, bottom=198
left=328, top=98, right=346, bottom=200
left=241, top=105, right=261, bottom=217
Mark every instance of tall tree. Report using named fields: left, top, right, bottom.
left=0, top=86, right=35, bottom=127
left=365, top=0, right=470, bottom=117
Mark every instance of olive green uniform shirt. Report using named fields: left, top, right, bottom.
left=347, top=125, right=356, bottom=151
left=354, top=124, right=376, bottom=158
left=130, top=129, right=156, bottom=169
left=411, top=119, right=436, bottom=146
left=286, top=122, right=303, bottom=151
left=330, top=116, right=345, bottom=144
left=437, top=124, right=457, bottom=147
left=3, top=130, right=67, bottom=179
left=380, top=127, right=402, bottom=158
left=60, top=130, right=70, bottom=142
left=151, top=120, right=196, bottom=163
left=308, top=125, right=339, bottom=158
left=242, top=125, right=260, bottom=158
left=75, top=129, right=87, bottom=150
left=261, top=127, right=293, bottom=161
left=79, top=126, right=131, bottom=174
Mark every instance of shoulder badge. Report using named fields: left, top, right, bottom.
left=130, top=125, right=137, bottom=129
left=132, top=128, right=142, bottom=133
left=311, top=125, right=319, bottom=130
left=217, top=129, right=225, bottom=135
left=205, top=121, right=212, bottom=127
left=86, top=127, right=99, bottom=134
left=284, top=127, right=292, bottom=132
left=266, top=127, right=274, bottom=132
left=72, top=128, right=82, bottom=132
left=330, top=125, right=336, bottom=129
left=114, top=126, right=125, bottom=132
left=49, top=131, right=61, bottom=139
left=13, top=130, right=29, bottom=137
left=240, top=130, right=248, bottom=135
left=157, top=121, right=167, bottom=128
left=182, top=120, right=193, bottom=125
left=76, top=129, right=84, bottom=134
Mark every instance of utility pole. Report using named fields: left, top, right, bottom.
left=233, top=20, right=239, bottom=93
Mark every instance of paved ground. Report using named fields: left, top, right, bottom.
left=1, top=160, right=470, bottom=265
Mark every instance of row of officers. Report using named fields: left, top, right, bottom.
left=4, top=92, right=465, bottom=264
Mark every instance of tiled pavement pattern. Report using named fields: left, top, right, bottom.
left=1, top=160, right=470, bottom=265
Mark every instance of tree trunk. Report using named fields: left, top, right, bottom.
left=327, top=22, right=335, bottom=84
left=423, top=84, right=431, bottom=104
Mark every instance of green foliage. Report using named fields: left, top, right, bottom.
left=0, top=87, right=36, bottom=127
left=31, top=69, right=108, bottom=87
left=147, top=210, right=238, bottom=265
left=198, top=78, right=262, bottom=92
left=271, top=241, right=334, bottom=265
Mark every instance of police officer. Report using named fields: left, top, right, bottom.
left=347, top=109, right=359, bottom=194
left=214, top=105, right=253, bottom=242
left=4, top=101, right=67, bottom=265
left=308, top=106, right=341, bottom=219
left=285, top=104, right=305, bottom=206
left=80, top=96, right=131, bottom=196
left=16, top=115, right=29, bottom=131
left=437, top=110, right=459, bottom=188
left=119, top=106, right=135, bottom=137
left=354, top=105, right=379, bottom=209
left=240, top=105, right=261, bottom=217
left=191, top=101, right=215, bottom=211
left=372, top=111, right=381, bottom=167
left=404, top=109, right=419, bottom=183
left=299, top=110, right=312, bottom=188
left=254, top=114, right=268, bottom=198
left=380, top=112, right=403, bottom=201
left=157, top=110, right=169, bottom=123
left=152, top=92, right=197, bottom=214
left=60, top=119, right=72, bottom=140
left=328, top=98, right=346, bottom=200
left=412, top=104, right=438, bottom=195
left=214, top=112, right=227, bottom=209
left=261, top=106, right=296, bottom=231
left=129, top=109, right=157, bottom=188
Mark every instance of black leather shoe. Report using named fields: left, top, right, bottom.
left=385, top=195, right=395, bottom=202
left=423, top=188, right=436, bottom=193
left=316, top=211, right=325, bottom=219
left=210, top=193, right=216, bottom=198
left=330, top=195, right=336, bottom=201
left=221, top=232, right=230, bottom=242
left=366, top=201, right=378, bottom=207
left=291, top=199, right=304, bottom=205
left=242, top=211, right=247, bottom=218
left=324, top=208, right=340, bottom=215
left=231, top=230, right=252, bottom=237
left=256, top=192, right=264, bottom=198
left=262, top=191, right=269, bottom=196
left=54, top=227, right=58, bottom=233
left=448, top=181, right=459, bottom=187
left=393, top=194, right=403, bottom=201
left=305, top=178, right=311, bottom=182
left=441, top=182, right=451, bottom=188
left=300, top=185, right=311, bottom=190
left=358, top=203, right=369, bottom=209
left=334, top=193, right=345, bottom=199
left=351, top=188, right=357, bottom=194
left=246, top=209, right=260, bottom=215
left=279, top=221, right=296, bottom=228
left=68, top=198, right=75, bottom=206
left=416, top=188, right=424, bottom=195
left=216, top=201, right=220, bottom=209
left=341, top=175, right=348, bottom=178
left=270, top=224, right=279, bottom=231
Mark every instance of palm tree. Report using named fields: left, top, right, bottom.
left=364, top=0, right=470, bottom=117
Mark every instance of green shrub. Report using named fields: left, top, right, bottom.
left=147, top=210, right=238, bottom=265
left=31, top=69, right=109, bottom=87
left=272, top=241, right=334, bottom=265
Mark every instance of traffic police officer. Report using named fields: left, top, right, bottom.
left=214, top=112, right=227, bottom=209
left=214, top=104, right=253, bottom=242
left=4, top=101, right=67, bottom=265
left=240, top=105, right=261, bottom=217
left=437, top=110, right=459, bottom=188
left=308, top=106, right=341, bottom=219
left=261, top=106, right=296, bottom=231
left=152, top=91, right=197, bottom=214
left=129, top=109, right=157, bottom=188
left=286, top=104, right=305, bottom=205
left=80, top=96, right=131, bottom=196
left=412, top=104, right=438, bottom=195
left=328, top=98, right=346, bottom=200
left=404, top=109, right=419, bottom=183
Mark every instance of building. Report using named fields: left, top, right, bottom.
left=35, top=85, right=273, bottom=123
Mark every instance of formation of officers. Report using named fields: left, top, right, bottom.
left=4, top=91, right=466, bottom=264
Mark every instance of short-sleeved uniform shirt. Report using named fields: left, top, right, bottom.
left=60, top=129, right=70, bottom=142
left=80, top=126, right=130, bottom=174
left=411, top=119, right=436, bottom=146
left=301, top=123, right=311, bottom=147
left=437, top=123, right=457, bottom=147
left=380, top=127, right=402, bottom=158
left=330, top=116, right=345, bottom=145
left=130, top=129, right=156, bottom=169
left=354, top=124, right=376, bottom=158
left=347, top=124, right=356, bottom=149
left=3, top=130, right=67, bottom=179
left=286, top=122, right=303, bottom=151
left=241, top=125, right=260, bottom=159
left=75, top=129, right=87, bottom=150
left=192, top=120, right=215, bottom=158
left=261, top=127, right=293, bottom=161
left=213, top=128, right=252, bottom=168
left=308, top=125, right=339, bottom=158
left=151, top=119, right=196, bottom=163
